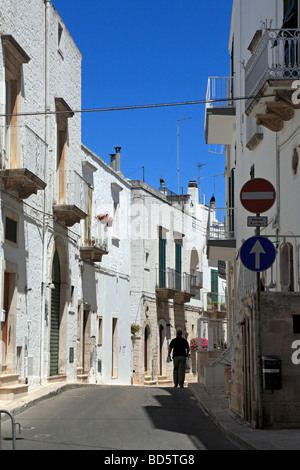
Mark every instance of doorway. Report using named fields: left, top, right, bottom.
left=1, top=271, right=16, bottom=372
left=242, top=316, right=252, bottom=423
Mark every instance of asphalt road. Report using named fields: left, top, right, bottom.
left=0, top=385, right=239, bottom=451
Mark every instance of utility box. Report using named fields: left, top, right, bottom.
left=262, top=356, right=282, bottom=391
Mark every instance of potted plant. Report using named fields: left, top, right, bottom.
left=131, top=323, right=141, bottom=336
left=190, top=338, right=199, bottom=352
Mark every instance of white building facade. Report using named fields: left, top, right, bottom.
left=0, top=0, right=133, bottom=397
left=80, top=145, right=132, bottom=385
left=130, top=178, right=221, bottom=385
left=205, top=0, right=300, bottom=428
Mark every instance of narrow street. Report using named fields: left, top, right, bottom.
left=0, top=385, right=239, bottom=451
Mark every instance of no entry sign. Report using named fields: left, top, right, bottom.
left=240, top=178, right=276, bottom=214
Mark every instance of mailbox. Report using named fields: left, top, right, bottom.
left=262, top=356, right=282, bottom=391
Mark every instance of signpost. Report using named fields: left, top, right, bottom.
left=239, top=177, right=277, bottom=429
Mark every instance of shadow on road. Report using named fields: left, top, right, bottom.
left=143, top=387, right=238, bottom=450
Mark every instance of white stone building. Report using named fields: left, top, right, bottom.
left=0, top=0, right=134, bottom=397
left=130, top=178, right=221, bottom=385
left=204, top=0, right=300, bottom=428
left=0, top=0, right=90, bottom=396
left=80, top=145, right=132, bottom=385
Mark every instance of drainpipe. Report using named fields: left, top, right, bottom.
left=39, top=0, right=51, bottom=385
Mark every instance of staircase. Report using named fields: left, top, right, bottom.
left=0, top=373, right=28, bottom=401
left=144, top=375, right=156, bottom=386
left=157, top=375, right=173, bottom=386
left=77, top=367, right=89, bottom=384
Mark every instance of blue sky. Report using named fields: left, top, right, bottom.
left=51, top=0, right=233, bottom=206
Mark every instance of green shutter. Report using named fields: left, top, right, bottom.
left=159, top=236, right=166, bottom=288
left=211, top=270, right=218, bottom=303
left=175, top=242, right=182, bottom=291
left=50, top=251, right=61, bottom=376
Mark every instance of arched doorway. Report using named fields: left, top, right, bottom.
left=50, top=250, right=61, bottom=376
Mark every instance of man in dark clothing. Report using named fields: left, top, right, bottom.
left=168, top=329, right=190, bottom=388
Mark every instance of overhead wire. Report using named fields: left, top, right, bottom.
left=0, top=93, right=276, bottom=118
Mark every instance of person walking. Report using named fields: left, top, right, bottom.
left=168, top=329, right=190, bottom=388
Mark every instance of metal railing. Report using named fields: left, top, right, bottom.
left=245, top=28, right=300, bottom=109
left=206, top=76, right=234, bottom=109
left=0, top=410, right=21, bottom=451
left=56, top=170, right=89, bottom=215
left=0, top=125, right=47, bottom=181
left=206, top=206, right=235, bottom=242
left=157, top=267, right=196, bottom=295
left=206, top=292, right=227, bottom=312
left=81, top=217, right=108, bottom=251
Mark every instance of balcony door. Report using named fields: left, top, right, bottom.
left=211, top=269, right=218, bottom=303
left=159, top=233, right=166, bottom=288
left=50, top=250, right=61, bottom=377
left=175, top=242, right=182, bottom=291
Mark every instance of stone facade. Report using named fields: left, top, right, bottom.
left=204, top=0, right=300, bottom=428
left=130, top=180, right=207, bottom=386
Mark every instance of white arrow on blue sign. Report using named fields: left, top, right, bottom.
left=240, top=236, right=276, bottom=272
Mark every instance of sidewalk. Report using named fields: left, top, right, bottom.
left=0, top=382, right=82, bottom=418
left=188, top=382, right=300, bottom=450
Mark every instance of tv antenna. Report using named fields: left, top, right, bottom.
left=197, top=163, right=207, bottom=203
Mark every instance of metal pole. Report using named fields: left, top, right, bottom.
left=255, top=218, right=263, bottom=429
left=0, top=410, right=17, bottom=450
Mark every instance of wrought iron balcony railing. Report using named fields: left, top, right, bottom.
left=245, top=28, right=300, bottom=111
left=156, top=267, right=196, bottom=300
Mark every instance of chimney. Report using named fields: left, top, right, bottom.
left=115, top=146, right=121, bottom=172
left=159, top=176, right=166, bottom=194
left=187, top=180, right=199, bottom=205
left=110, top=154, right=116, bottom=170
left=210, top=195, right=216, bottom=208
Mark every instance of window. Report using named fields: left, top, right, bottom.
left=112, top=318, right=118, bottom=378
left=283, top=0, right=298, bottom=28
left=58, top=23, right=64, bottom=56
left=2, top=36, right=30, bottom=169
left=98, top=317, right=103, bottom=346
left=5, top=216, right=17, bottom=244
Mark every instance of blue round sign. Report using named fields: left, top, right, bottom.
left=240, top=236, right=276, bottom=272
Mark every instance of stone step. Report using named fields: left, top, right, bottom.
left=47, top=375, right=67, bottom=383
left=77, top=374, right=89, bottom=384
left=0, top=384, right=29, bottom=401
left=144, top=375, right=157, bottom=386
left=0, top=374, right=20, bottom=386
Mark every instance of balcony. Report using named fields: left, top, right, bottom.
left=0, top=125, right=47, bottom=199
left=206, top=206, right=236, bottom=261
left=205, top=77, right=236, bottom=145
left=156, top=268, right=196, bottom=303
left=245, top=28, right=300, bottom=130
left=80, top=217, right=109, bottom=262
left=206, top=292, right=227, bottom=318
left=194, top=270, right=203, bottom=289
left=53, top=170, right=88, bottom=227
